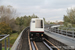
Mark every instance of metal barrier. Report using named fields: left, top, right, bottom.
left=45, top=25, right=75, bottom=38
left=53, top=28, right=75, bottom=38
left=0, top=34, right=10, bottom=50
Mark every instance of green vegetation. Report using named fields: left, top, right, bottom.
left=63, top=8, right=75, bottom=28
left=0, top=5, right=39, bottom=48
left=1, top=33, right=19, bottom=45
left=0, top=6, right=38, bottom=34
left=10, top=33, right=19, bottom=45
left=2, top=47, right=11, bottom=50
left=0, top=5, right=75, bottom=49
left=0, top=22, right=12, bottom=34
left=1, top=33, right=18, bottom=50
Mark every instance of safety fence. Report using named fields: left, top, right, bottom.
left=0, top=34, right=10, bottom=50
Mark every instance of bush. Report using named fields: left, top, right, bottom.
left=0, top=22, right=12, bottom=34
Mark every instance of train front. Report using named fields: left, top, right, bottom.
left=30, top=18, right=44, bottom=41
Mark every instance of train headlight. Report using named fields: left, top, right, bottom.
left=31, top=34, right=33, bottom=36
left=41, top=34, right=43, bottom=36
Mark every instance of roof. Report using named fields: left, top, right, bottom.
left=31, top=18, right=43, bottom=20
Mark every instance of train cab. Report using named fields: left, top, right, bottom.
left=30, top=18, right=44, bottom=41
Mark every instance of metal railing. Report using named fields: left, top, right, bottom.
left=0, top=34, right=10, bottom=50
left=45, top=26, right=75, bottom=38
left=53, top=28, right=75, bottom=38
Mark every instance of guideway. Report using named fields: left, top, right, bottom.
left=45, top=29, right=75, bottom=49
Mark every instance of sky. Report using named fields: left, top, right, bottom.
left=0, top=0, right=75, bottom=22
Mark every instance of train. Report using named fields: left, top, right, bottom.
left=30, top=18, right=44, bottom=41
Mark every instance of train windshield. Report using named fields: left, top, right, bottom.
left=41, top=20, right=43, bottom=28
left=32, top=21, right=35, bottom=23
left=35, top=20, right=43, bottom=28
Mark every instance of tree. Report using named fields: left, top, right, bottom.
left=16, top=17, right=24, bottom=32
left=9, top=18, right=19, bottom=32
left=63, top=8, right=75, bottom=27
left=0, top=5, right=18, bottom=32
left=0, top=6, right=17, bottom=23
left=67, top=8, right=75, bottom=24
left=63, top=15, right=70, bottom=26
left=0, top=22, right=12, bottom=34
left=50, top=22, right=55, bottom=24
left=31, top=14, right=38, bottom=18
left=15, top=14, right=39, bottom=32
left=43, top=18, right=48, bottom=24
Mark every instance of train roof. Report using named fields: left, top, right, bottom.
left=31, top=18, right=43, bottom=20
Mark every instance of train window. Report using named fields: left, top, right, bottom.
left=32, top=21, right=35, bottom=23
left=41, top=20, right=43, bottom=28
left=35, top=20, right=43, bottom=28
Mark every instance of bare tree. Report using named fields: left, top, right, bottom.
left=0, top=5, right=17, bottom=23
left=0, top=5, right=18, bottom=32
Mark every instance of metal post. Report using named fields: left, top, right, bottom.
left=51, top=28, right=52, bottom=32
left=66, top=28, right=67, bottom=36
left=72, top=29, right=74, bottom=38
left=0, top=43, right=2, bottom=50
left=61, top=28, right=62, bottom=34
left=49, top=27, right=51, bottom=32
left=58, top=28, right=59, bottom=34
left=55, top=28, right=56, bottom=33
left=52, top=29, right=53, bottom=32
left=5, top=38, right=7, bottom=50
left=62, top=28, right=63, bottom=34
left=8, top=36, right=10, bottom=50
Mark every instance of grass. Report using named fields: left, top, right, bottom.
left=2, top=47, right=5, bottom=50
left=2, top=47, right=11, bottom=50
left=10, top=33, right=19, bottom=45
left=1, top=33, right=19, bottom=50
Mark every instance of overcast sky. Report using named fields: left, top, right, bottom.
left=0, top=0, right=75, bottom=22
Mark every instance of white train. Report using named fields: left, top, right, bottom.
left=30, top=18, right=44, bottom=41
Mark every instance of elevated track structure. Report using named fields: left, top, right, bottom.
left=11, top=25, right=75, bottom=50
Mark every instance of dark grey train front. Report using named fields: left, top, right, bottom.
left=30, top=18, right=44, bottom=41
